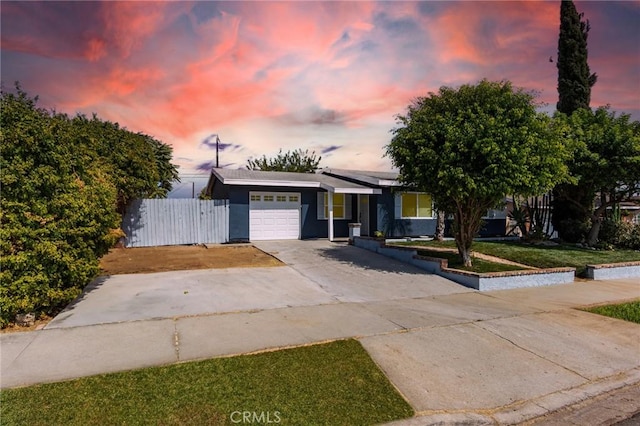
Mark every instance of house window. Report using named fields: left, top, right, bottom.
left=401, top=193, right=433, bottom=218
left=276, top=195, right=287, bottom=202
left=317, top=192, right=352, bottom=220
left=250, top=195, right=261, bottom=201
left=263, top=195, right=274, bottom=202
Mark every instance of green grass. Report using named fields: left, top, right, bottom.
left=583, top=300, right=640, bottom=324
left=398, top=240, right=640, bottom=276
left=415, top=249, right=527, bottom=273
left=0, top=339, right=413, bottom=426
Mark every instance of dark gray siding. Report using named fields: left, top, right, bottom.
left=374, top=189, right=436, bottom=237
left=373, top=189, right=505, bottom=237
left=229, top=187, right=249, bottom=241
left=220, top=181, right=506, bottom=241
left=225, top=185, right=353, bottom=241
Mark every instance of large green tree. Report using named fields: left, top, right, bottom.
left=247, top=149, right=321, bottom=173
left=0, top=86, right=180, bottom=326
left=553, top=0, right=598, bottom=241
left=555, top=107, right=640, bottom=246
left=387, top=80, right=569, bottom=266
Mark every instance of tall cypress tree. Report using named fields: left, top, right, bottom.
left=552, top=0, right=598, bottom=242
left=557, top=0, right=597, bottom=114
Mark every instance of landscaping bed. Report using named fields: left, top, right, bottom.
left=413, top=249, right=528, bottom=273
left=353, top=237, right=575, bottom=290
left=396, top=240, right=640, bottom=277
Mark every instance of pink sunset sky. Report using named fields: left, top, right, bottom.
left=2, top=1, right=639, bottom=174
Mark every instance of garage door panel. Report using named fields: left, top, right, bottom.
left=249, top=192, right=300, bottom=241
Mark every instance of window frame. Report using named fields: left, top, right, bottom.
left=400, top=192, right=433, bottom=219
left=317, top=192, right=351, bottom=220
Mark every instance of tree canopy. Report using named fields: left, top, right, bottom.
left=0, top=86, right=179, bottom=326
left=387, top=80, right=569, bottom=266
left=554, top=107, right=640, bottom=245
left=557, top=0, right=597, bottom=115
left=247, top=149, right=321, bottom=173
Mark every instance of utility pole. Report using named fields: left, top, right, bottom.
left=216, top=134, right=220, bottom=168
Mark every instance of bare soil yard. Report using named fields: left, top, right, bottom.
left=99, top=244, right=283, bottom=275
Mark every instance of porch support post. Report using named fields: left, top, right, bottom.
left=328, top=191, right=334, bottom=242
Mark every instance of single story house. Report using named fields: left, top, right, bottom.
left=204, top=168, right=507, bottom=242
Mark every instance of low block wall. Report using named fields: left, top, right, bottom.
left=585, top=262, right=640, bottom=280
left=352, top=237, right=576, bottom=291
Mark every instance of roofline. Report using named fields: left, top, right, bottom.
left=321, top=169, right=401, bottom=187
left=212, top=169, right=382, bottom=194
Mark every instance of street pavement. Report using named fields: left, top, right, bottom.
left=1, top=240, right=639, bottom=425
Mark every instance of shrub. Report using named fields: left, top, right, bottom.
left=558, top=218, right=591, bottom=243
left=599, top=219, right=640, bottom=250
left=0, top=86, right=178, bottom=327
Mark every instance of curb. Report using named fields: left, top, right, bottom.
left=384, top=368, right=640, bottom=425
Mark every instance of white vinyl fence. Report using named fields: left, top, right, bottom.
left=122, top=199, right=229, bottom=247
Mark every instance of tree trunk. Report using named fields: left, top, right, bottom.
left=586, top=216, right=601, bottom=247
left=454, top=208, right=475, bottom=268
left=458, top=245, right=473, bottom=268
left=435, top=210, right=445, bottom=241
left=586, top=207, right=606, bottom=246
left=586, top=198, right=611, bottom=246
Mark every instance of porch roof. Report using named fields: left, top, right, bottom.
left=321, top=168, right=401, bottom=187
left=211, top=168, right=382, bottom=194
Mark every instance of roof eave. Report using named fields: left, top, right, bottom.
left=221, top=178, right=321, bottom=188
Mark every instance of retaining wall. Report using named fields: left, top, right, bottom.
left=352, top=237, right=576, bottom=291
left=585, top=262, right=640, bottom=280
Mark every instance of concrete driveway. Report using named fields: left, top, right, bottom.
left=253, top=240, right=470, bottom=302
left=46, top=240, right=467, bottom=329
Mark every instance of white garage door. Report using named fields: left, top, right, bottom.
left=249, top=192, right=301, bottom=240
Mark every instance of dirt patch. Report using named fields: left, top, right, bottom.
left=99, top=244, right=283, bottom=275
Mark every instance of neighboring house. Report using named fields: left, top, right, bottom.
left=204, top=168, right=506, bottom=242
left=615, top=198, right=640, bottom=225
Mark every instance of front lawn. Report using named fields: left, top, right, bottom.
left=0, top=339, right=413, bottom=426
left=415, top=249, right=527, bottom=273
left=399, top=240, right=640, bottom=276
left=583, top=301, right=640, bottom=324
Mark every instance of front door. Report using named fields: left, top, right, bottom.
left=358, top=195, right=370, bottom=236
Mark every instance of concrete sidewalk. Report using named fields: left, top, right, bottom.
left=2, top=277, right=638, bottom=424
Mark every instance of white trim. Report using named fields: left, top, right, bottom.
left=221, top=178, right=320, bottom=188
left=328, top=191, right=334, bottom=242
left=320, top=183, right=382, bottom=194
left=321, top=169, right=401, bottom=187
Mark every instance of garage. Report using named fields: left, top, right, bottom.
left=249, top=191, right=301, bottom=240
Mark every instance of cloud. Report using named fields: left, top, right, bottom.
left=200, top=134, right=243, bottom=152
left=276, top=106, right=348, bottom=127
left=321, top=145, right=341, bottom=154
left=2, top=0, right=638, bottom=175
